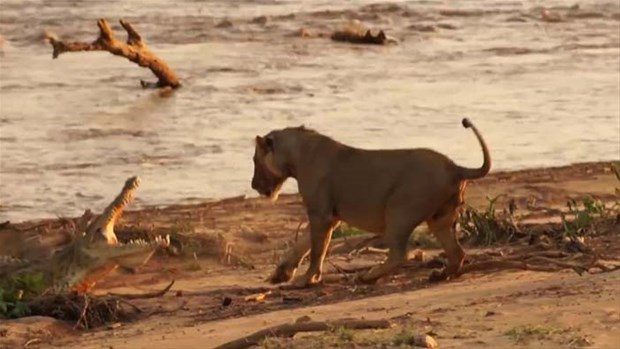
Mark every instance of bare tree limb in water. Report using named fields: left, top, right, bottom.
left=45, top=19, right=180, bottom=88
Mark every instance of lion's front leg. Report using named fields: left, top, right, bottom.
left=268, top=233, right=311, bottom=284
left=290, top=215, right=338, bottom=288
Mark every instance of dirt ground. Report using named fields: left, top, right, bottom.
left=0, top=161, right=618, bottom=349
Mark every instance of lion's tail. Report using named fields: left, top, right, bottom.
left=457, top=118, right=491, bottom=180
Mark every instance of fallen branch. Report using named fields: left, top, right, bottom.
left=45, top=19, right=180, bottom=88
left=459, top=247, right=619, bottom=276
left=107, top=280, right=175, bottom=299
left=215, top=318, right=391, bottom=349
left=459, top=259, right=559, bottom=274
left=329, top=234, right=380, bottom=255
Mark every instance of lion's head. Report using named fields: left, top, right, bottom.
left=251, top=133, right=290, bottom=201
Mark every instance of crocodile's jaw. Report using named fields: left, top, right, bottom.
left=104, top=235, right=170, bottom=269
left=55, top=235, right=170, bottom=293
left=85, top=176, right=140, bottom=245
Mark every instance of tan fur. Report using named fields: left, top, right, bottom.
left=252, top=119, right=491, bottom=287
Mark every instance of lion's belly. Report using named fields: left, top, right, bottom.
left=339, top=213, right=386, bottom=234
left=334, top=195, right=388, bottom=234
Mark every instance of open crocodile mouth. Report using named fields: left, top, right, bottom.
left=1, top=176, right=179, bottom=294
left=123, top=234, right=171, bottom=248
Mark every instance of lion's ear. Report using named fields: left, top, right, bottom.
left=255, top=135, right=274, bottom=152
left=264, top=136, right=274, bottom=151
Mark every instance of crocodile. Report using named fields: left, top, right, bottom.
left=0, top=177, right=169, bottom=294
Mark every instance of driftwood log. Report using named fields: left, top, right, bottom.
left=45, top=19, right=180, bottom=88
left=215, top=318, right=391, bottom=349
left=330, top=20, right=396, bottom=45
left=331, top=29, right=388, bottom=44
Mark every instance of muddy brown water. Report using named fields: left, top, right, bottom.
left=0, top=0, right=618, bottom=222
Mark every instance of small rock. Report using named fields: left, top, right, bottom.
left=541, top=9, right=564, bottom=23
left=107, top=322, right=122, bottom=330
left=297, top=28, right=314, bottom=38
left=175, top=290, right=183, bottom=297
left=222, top=297, right=232, bottom=306
left=414, top=334, right=438, bottom=348
left=252, top=16, right=268, bottom=25
left=215, top=19, right=233, bottom=28
left=295, top=315, right=312, bottom=323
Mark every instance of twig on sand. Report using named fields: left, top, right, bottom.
left=107, top=280, right=175, bottom=299
left=44, top=19, right=180, bottom=88
left=214, top=318, right=391, bottom=349
left=326, top=260, right=357, bottom=283
left=329, top=234, right=380, bottom=255
left=74, top=295, right=90, bottom=329
left=460, top=248, right=619, bottom=276
left=294, top=221, right=305, bottom=243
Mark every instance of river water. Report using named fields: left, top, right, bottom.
left=0, top=0, right=618, bottom=221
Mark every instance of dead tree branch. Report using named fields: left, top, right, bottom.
left=45, top=19, right=180, bottom=88
left=459, top=248, right=619, bottom=276
left=107, top=280, right=175, bottom=299
left=215, top=318, right=391, bottom=349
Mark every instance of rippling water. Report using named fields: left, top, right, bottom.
left=0, top=0, right=618, bottom=221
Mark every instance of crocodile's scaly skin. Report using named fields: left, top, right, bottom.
left=1, top=177, right=169, bottom=293
left=50, top=234, right=169, bottom=293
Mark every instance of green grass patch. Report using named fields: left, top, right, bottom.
left=0, top=272, right=46, bottom=319
left=332, top=224, right=367, bottom=239
left=409, top=229, right=441, bottom=248
left=561, top=196, right=610, bottom=237
left=332, top=326, right=355, bottom=342
left=505, top=325, right=557, bottom=344
left=459, top=195, right=520, bottom=246
left=392, top=329, right=417, bottom=346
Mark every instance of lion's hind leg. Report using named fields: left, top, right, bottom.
left=359, top=207, right=425, bottom=284
left=427, top=193, right=465, bottom=282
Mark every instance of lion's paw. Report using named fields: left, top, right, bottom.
left=290, top=273, right=321, bottom=288
left=268, top=265, right=296, bottom=284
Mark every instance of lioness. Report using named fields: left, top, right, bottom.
left=252, top=118, right=490, bottom=287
